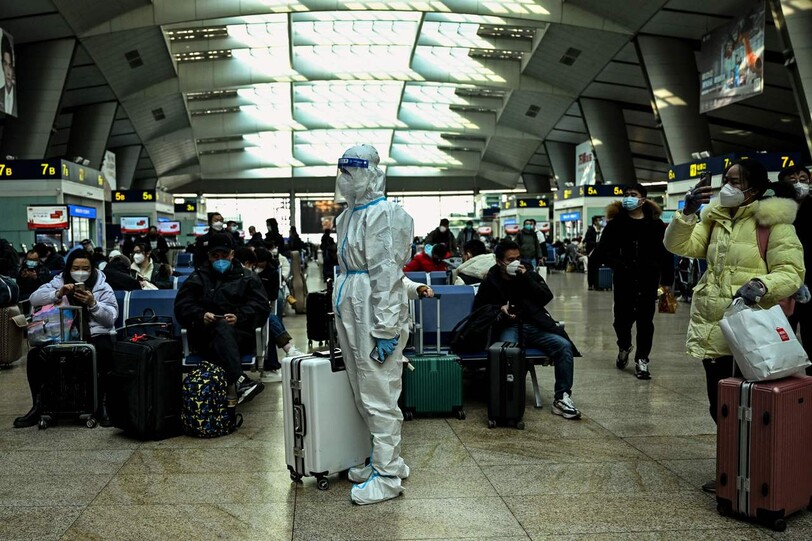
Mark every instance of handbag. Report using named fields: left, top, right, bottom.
left=719, top=298, right=809, bottom=381
left=27, top=304, right=81, bottom=346
left=122, top=308, right=175, bottom=338
left=658, top=290, right=677, bottom=314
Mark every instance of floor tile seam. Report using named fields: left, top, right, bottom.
left=58, top=444, right=141, bottom=538
left=290, top=470, right=298, bottom=541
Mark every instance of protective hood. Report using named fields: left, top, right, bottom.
left=335, top=144, right=386, bottom=208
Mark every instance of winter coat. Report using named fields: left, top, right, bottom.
left=175, top=261, right=271, bottom=338
left=453, top=253, right=496, bottom=285
left=29, top=272, right=117, bottom=337
left=16, top=263, right=52, bottom=298
left=473, top=265, right=580, bottom=356
left=131, top=259, right=172, bottom=290
left=103, top=260, right=142, bottom=291
left=513, top=229, right=542, bottom=261
left=583, top=225, right=599, bottom=255
left=139, top=234, right=170, bottom=263
left=403, top=252, right=447, bottom=273
left=424, top=227, right=457, bottom=254
left=595, top=200, right=674, bottom=295
left=456, top=228, right=479, bottom=249
left=664, top=197, right=805, bottom=360
left=795, top=197, right=811, bottom=287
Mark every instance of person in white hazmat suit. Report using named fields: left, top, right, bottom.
left=333, top=145, right=415, bottom=505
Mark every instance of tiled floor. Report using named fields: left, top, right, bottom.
left=1, top=267, right=808, bottom=540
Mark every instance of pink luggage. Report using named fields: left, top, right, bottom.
left=716, top=376, right=812, bottom=531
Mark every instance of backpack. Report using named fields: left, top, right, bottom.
left=756, top=225, right=796, bottom=317
left=181, top=361, right=242, bottom=438
left=450, top=304, right=501, bottom=355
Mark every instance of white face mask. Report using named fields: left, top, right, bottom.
left=133, top=253, right=146, bottom=265
left=271, top=249, right=279, bottom=256
left=505, top=260, right=521, bottom=276
left=267, top=226, right=274, bottom=233
left=719, top=183, right=746, bottom=208
left=439, top=226, right=448, bottom=233
left=795, top=183, right=810, bottom=200
left=70, top=270, right=90, bottom=283
left=253, top=267, right=262, bottom=274
left=211, top=221, right=224, bottom=231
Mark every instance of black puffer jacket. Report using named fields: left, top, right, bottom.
left=473, top=265, right=580, bottom=356
left=175, top=261, right=270, bottom=336
left=594, top=200, right=674, bottom=293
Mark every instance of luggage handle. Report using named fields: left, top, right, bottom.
left=325, top=278, right=345, bottom=372
left=417, top=293, right=443, bottom=355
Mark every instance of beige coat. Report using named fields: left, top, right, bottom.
left=664, top=197, right=805, bottom=360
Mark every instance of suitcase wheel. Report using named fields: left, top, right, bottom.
left=456, top=409, right=466, bottom=421
left=403, top=410, right=414, bottom=421
left=85, top=418, right=97, bottom=429
left=487, top=419, right=496, bottom=429
left=317, top=477, right=329, bottom=491
left=516, top=421, right=525, bottom=430
left=289, top=472, right=303, bottom=483
left=38, top=418, right=48, bottom=430
left=716, top=501, right=732, bottom=517
left=771, top=519, right=787, bottom=532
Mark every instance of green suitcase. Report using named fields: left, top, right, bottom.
left=402, top=295, right=465, bottom=421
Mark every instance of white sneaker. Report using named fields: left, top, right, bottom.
left=285, top=347, right=305, bottom=358
left=260, top=370, right=282, bottom=383
left=551, top=393, right=582, bottom=420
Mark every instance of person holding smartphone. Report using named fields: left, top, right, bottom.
left=664, top=159, right=804, bottom=494
left=14, top=248, right=118, bottom=428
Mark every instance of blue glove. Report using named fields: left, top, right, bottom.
left=375, top=337, right=399, bottom=362
left=734, top=279, right=767, bottom=306
left=793, top=284, right=811, bottom=304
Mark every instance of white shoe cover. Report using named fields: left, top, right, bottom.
left=348, top=463, right=410, bottom=484
left=351, top=473, right=403, bottom=505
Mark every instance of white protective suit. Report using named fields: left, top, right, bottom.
left=333, top=145, right=414, bottom=505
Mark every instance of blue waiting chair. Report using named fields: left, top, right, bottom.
left=181, top=320, right=269, bottom=371
left=176, top=253, right=193, bottom=267
left=405, top=271, right=428, bottom=284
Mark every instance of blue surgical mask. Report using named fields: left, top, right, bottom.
left=523, top=224, right=534, bottom=231
left=621, top=197, right=641, bottom=211
left=212, top=259, right=231, bottom=274
left=26, top=261, right=38, bottom=269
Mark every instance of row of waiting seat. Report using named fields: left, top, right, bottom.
left=334, top=267, right=450, bottom=287
left=409, top=284, right=553, bottom=409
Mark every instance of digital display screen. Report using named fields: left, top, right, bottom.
left=193, top=225, right=209, bottom=236
left=27, top=206, right=69, bottom=230
left=157, top=221, right=181, bottom=236
left=120, top=217, right=149, bottom=234
left=1, top=29, right=17, bottom=117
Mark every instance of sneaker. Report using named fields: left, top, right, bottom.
left=635, top=359, right=652, bottom=380
left=616, top=347, right=632, bottom=370
left=701, top=480, right=716, bottom=494
left=237, top=374, right=265, bottom=404
left=285, top=347, right=305, bottom=358
left=260, top=370, right=282, bottom=383
left=551, top=393, right=582, bottom=420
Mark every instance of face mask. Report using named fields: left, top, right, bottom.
left=466, top=225, right=473, bottom=230
left=621, top=197, right=642, bottom=211
left=133, top=253, right=145, bottom=265
left=26, top=260, right=38, bottom=269
left=439, top=226, right=448, bottom=233
left=795, top=183, right=810, bottom=199
left=271, top=249, right=279, bottom=256
left=227, top=226, right=236, bottom=233
left=70, top=270, right=90, bottom=283
left=211, top=221, right=224, bottom=231
left=337, top=172, right=369, bottom=203
left=267, top=226, right=274, bottom=233
left=719, top=183, right=746, bottom=208
left=253, top=267, right=262, bottom=274
left=212, top=259, right=231, bottom=274
left=523, top=224, right=534, bottom=231
left=505, top=260, right=521, bottom=276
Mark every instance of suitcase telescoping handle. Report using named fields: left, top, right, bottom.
left=417, top=293, right=442, bottom=355
left=325, top=278, right=345, bottom=372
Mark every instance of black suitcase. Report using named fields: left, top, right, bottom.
left=39, top=343, right=99, bottom=429
left=306, top=290, right=332, bottom=346
left=487, top=341, right=526, bottom=430
left=107, top=337, right=183, bottom=440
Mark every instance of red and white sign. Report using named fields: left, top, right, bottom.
left=505, top=225, right=519, bottom=235
left=27, top=206, right=69, bottom=230
left=120, top=216, right=149, bottom=234
left=157, top=221, right=181, bottom=236
left=477, top=226, right=493, bottom=236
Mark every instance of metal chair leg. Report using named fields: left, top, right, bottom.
left=528, top=364, right=543, bottom=408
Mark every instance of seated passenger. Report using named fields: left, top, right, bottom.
left=237, top=249, right=304, bottom=383
left=34, top=243, right=64, bottom=273
left=174, top=234, right=270, bottom=406
left=14, top=248, right=118, bottom=428
left=454, top=240, right=495, bottom=285
left=17, top=249, right=52, bottom=299
left=104, top=255, right=143, bottom=291
left=474, top=240, right=581, bottom=420
left=194, top=212, right=229, bottom=267
left=130, top=243, right=172, bottom=289
left=403, top=243, right=449, bottom=273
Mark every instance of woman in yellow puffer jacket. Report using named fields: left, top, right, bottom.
left=664, top=160, right=804, bottom=493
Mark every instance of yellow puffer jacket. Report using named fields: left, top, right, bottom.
left=664, top=197, right=805, bottom=360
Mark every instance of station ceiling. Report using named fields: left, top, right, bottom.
left=0, top=0, right=807, bottom=194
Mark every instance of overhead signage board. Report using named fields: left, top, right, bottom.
left=27, top=205, right=69, bottom=230
left=698, top=0, right=766, bottom=114
left=554, top=184, right=625, bottom=201
left=502, top=198, right=549, bottom=210
left=668, top=151, right=802, bottom=182
left=560, top=211, right=582, bottom=222
left=575, top=140, right=597, bottom=186
left=113, top=190, right=156, bottom=203
left=68, top=205, right=97, bottom=219
left=174, top=201, right=197, bottom=213
left=0, top=159, right=105, bottom=186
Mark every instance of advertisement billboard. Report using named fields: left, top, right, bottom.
left=193, top=224, right=209, bottom=237
left=157, top=221, right=181, bottom=236
left=120, top=216, right=149, bottom=235
left=0, top=29, right=17, bottom=117
left=299, top=200, right=346, bottom=234
left=27, top=206, right=69, bottom=230
left=575, top=140, right=596, bottom=186
left=698, top=0, right=765, bottom=114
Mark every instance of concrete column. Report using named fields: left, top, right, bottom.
left=544, top=141, right=576, bottom=187
left=1, top=39, right=75, bottom=158
left=773, top=0, right=812, bottom=157
left=113, top=145, right=142, bottom=190
left=637, top=35, right=714, bottom=164
left=580, top=98, right=637, bottom=184
left=66, top=102, right=118, bottom=168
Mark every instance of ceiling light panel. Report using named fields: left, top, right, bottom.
left=392, top=131, right=449, bottom=145
left=294, top=81, right=403, bottom=129
left=231, top=47, right=303, bottom=81
left=418, top=21, right=495, bottom=49
left=291, top=11, right=420, bottom=46
left=295, top=45, right=416, bottom=80
left=294, top=129, right=392, bottom=165
left=412, top=46, right=508, bottom=84
left=244, top=131, right=300, bottom=167
left=227, top=19, right=288, bottom=48
left=399, top=103, right=481, bottom=131
left=402, top=83, right=471, bottom=105
left=390, top=145, right=465, bottom=166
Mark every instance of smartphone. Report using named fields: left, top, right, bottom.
left=696, top=172, right=712, bottom=188
left=369, top=346, right=385, bottom=364
left=74, top=282, right=86, bottom=292
left=213, top=315, right=226, bottom=320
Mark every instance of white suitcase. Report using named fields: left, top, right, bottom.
left=283, top=349, right=370, bottom=491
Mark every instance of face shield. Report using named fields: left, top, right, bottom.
left=335, top=157, right=370, bottom=205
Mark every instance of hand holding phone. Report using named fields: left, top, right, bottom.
left=74, top=282, right=86, bottom=292
left=684, top=173, right=714, bottom=215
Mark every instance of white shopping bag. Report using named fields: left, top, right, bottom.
left=537, top=265, right=547, bottom=281
left=719, top=298, right=810, bottom=381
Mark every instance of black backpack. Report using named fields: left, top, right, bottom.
left=450, top=304, right=501, bottom=355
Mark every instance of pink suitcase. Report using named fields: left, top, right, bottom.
left=716, top=376, right=812, bottom=531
